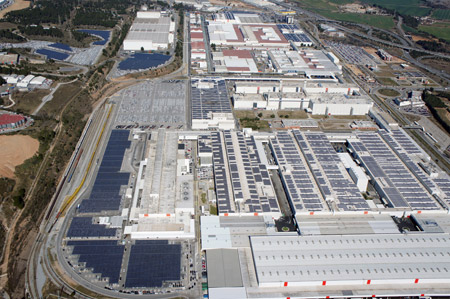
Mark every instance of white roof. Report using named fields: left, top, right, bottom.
left=29, top=76, right=46, bottom=85
left=250, top=234, right=450, bottom=284
left=20, top=75, right=35, bottom=83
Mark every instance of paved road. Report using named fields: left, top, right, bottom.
left=32, top=78, right=78, bottom=115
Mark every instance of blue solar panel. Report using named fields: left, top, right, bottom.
left=78, top=29, right=110, bottom=45
left=125, top=240, right=181, bottom=288
left=78, top=130, right=131, bottom=213
left=118, top=53, right=171, bottom=71
left=36, top=49, right=69, bottom=61
left=66, top=217, right=117, bottom=238
left=67, top=240, right=124, bottom=284
left=48, top=43, right=73, bottom=52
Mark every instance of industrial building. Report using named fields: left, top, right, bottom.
left=191, top=78, right=235, bottom=130
left=211, top=12, right=263, bottom=24
left=212, top=50, right=258, bottom=73
left=207, top=23, right=290, bottom=48
left=277, top=24, right=313, bottom=47
left=0, top=52, right=19, bottom=65
left=268, top=50, right=342, bottom=77
left=125, top=130, right=195, bottom=239
left=198, top=130, right=281, bottom=216
left=250, top=234, right=450, bottom=287
left=123, top=11, right=175, bottom=51
left=232, top=80, right=372, bottom=115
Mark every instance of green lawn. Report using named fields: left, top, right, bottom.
left=361, top=0, right=431, bottom=17
left=317, top=10, right=395, bottom=29
left=378, top=88, right=401, bottom=97
left=419, top=23, right=450, bottom=41
left=432, top=9, right=450, bottom=20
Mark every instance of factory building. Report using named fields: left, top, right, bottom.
left=207, top=23, right=290, bottom=48
left=191, top=79, right=235, bottom=130
left=125, top=130, right=195, bottom=240
left=212, top=50, right=258, bottom=73
left=123, top=11, right=175, bottom=51
left=232, top=80, right=371, bottom=116
left=268, top=50, right=342, bottom=77
left=308, top=94, right=373, bottom=116
left=250, top=234, right=450, bottom=287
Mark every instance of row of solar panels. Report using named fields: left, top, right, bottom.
left=191, top=79, right=232, bottom=120
left=67, top=240, right=181, bottom=287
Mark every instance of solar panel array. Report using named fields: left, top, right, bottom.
left=222, top=131, right=279, bottom=213
left=78, top=130, right=131, bottom=213
left=125, top=240, right=181, bottom=288
left=67, top=240, right=124, bottom=284
left=270, top=131, right=326, bottom=212
left=211, top=132, right=235, bottom=213
left=349, top=132, right=438, bottom=210
left=35, top=48, right=69, bottom=61
left=283, top=33, right=312, bottom=44
left=191, top=79, right=232, bottom=120
left=380, top=129, right=450, bottom=207
left=294, top=131, right=370, bottom=211
left=49, top=43, right=73, bottom=52
left=277, top=24, right=300, bottom=31
left=224, top=12, right=235, bottom=20
left=66, top=217, right=117, bottom=238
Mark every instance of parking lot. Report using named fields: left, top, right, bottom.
left=115, top=80, right=187, bottom=128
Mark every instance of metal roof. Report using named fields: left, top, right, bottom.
left=250, top=234, right=450, bottom=285
left=206, top=248, right=243, bottom=288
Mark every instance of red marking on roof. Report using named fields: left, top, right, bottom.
left=222, top=49, right=252, bottom=59
left=191, top=41, right=205, bottom=50
left=252, top=25, right=288, bottom=44
left=227, top=25, right=244, bottom=42
left=190, top=32, right=204, bottom=40
left=0, top=114, right=24, bottom=126
left=227, top=67, right=250, bottom=72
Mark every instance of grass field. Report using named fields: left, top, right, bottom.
left=361, top=0, right=431, bottom=17
left=12, top=89, right=51, bottom=115
left=432, top=9, right=450, bottom=20
left=377, top=77, right=399, bottom=86
left=419, top=23, right=450, bottom=41
left=317, top=10, right=395, bottom=29
left=378, top=88, right=400, bottom=97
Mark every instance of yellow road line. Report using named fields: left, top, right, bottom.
left=58, top=105, right=113, bottom=216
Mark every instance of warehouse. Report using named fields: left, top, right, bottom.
left=308, top=94, right=373, bottom=115
left=205, top=248, right=247, bottom=299
left=209, top=131, right=281, bottom=216
left=268, top=50, right=342, bottom=77
left=125, top=130, right=195, bottom=240
left=191, top=79, right=235, bottom=130
left=207, top=23, right=290, bottom=48
left=212, top=50, right=258, bottom=73
left=16, top=74, right=35, bottom=88
left=211, top=12, right=263, bottom=24
left=123, top=11, right=175, bottom=51
left=250, top=234, right=450, bottom=287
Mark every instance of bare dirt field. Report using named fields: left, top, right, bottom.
left=0, top=135, right=39, bottom=178
left=0, top=0, right=30, bottom=19
left=208, top=0, right=257, bottom=9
